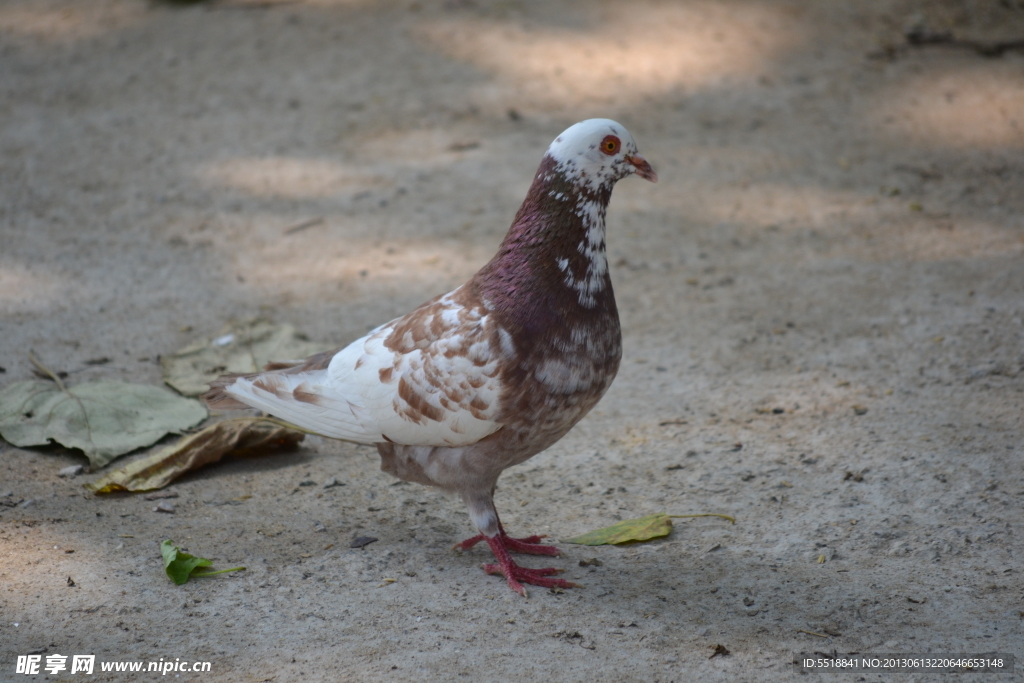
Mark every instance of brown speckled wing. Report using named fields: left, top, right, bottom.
left=208, top=284, right=507, bottom=447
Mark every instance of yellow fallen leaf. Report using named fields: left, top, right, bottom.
left=84, top=417, right=304, bottom=493
left=565, top=513, right=735, bottom=546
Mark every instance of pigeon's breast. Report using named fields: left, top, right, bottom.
left=496, top=313, right=621, bottom=455
left=533, top=321, right=621, bottom=394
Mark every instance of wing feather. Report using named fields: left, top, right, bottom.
left=216, top=286, right=507, bottom=447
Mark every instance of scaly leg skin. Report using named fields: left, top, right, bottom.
left=481, top=534, right=578, bottom=597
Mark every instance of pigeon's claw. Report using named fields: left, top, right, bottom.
left=455, top=531, right=559, bottom=556
left=482, top=534, right=578, bottom=597
left=454, top=534, right=485, bottom=552
left=503, top=535, right=560, bottom=556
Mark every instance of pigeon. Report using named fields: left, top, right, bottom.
left=205, top=119, right=657, bottom=595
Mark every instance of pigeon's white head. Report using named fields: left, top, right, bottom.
left=545, top=118, right=657, bottom=192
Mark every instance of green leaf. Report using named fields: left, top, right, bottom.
left=564, top=513, right=736, bottom=546
left=161, top=540, right=245, bottom=585
left=565, top=513, right=675, bottom=545
left=0, top=380, right=208, bottom=469
left=161, top=540, right=212, bottom=585
left=161, top=319, right=321, bottom=397
left=85, top=417, right=305, bottom=494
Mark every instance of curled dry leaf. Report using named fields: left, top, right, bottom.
left=564, top=513, right=736, bottom=546
left=0, top=380, right=207, bottom=469
left=85, top=417, right=305, bottom=493
left=161, top=318, right=321, bottom=397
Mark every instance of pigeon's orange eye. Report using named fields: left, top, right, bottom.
left=599, top=135, right=621, bottom=156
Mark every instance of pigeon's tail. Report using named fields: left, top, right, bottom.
left=203, top=374, right=256, bottom=410
left=200, top=345, right=385, bottom=444
left=203, top=347, right=342, bottom=411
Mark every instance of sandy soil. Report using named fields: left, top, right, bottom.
left=2, top=0, right=1023, bottom=680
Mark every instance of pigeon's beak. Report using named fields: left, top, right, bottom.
left=625, top=154, right=658, bottom=183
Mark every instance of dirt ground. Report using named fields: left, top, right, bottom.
left=2, top=0, right=1023, bottom=680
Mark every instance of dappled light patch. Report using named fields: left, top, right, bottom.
left=0, top=0, right=145, bottom=43
left=196, top=157, right=389, bottom=200
left=414, top=1, right=802, bottom=107
left=867, top=64, right=1024, bottom=151
left=0, top=263, right=68, bottom=314
left=227, top=234, right=492, bottom=296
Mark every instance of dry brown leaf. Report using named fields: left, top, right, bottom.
left=161, top=318, right=321, bottom=397
left=0, top=378, right=207, bottom=469
left=84, top=417, right=304, bottom=493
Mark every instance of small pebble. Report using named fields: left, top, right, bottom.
left=144, top=491, right=179, bottom=501
left=153, top=501, right=175, bottom=514
left=323, top=477, right=345, bottom=488
left=710, top=644, right=730, bottom=658
left=350, top=535, right=378, bottom=549
left=58, top=465, right=84, bottom=478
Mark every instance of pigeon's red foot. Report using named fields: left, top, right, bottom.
left=455, top=530, right=560, bottom=557
left=480, top=534, right=578, bottom=597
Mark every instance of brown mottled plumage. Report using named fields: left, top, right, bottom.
left=204, top=119, right=656, bottom=595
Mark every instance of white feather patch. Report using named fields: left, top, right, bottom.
left=546, top=118, right=639, bottom=193
left=555, top=196, right=609, bottom=307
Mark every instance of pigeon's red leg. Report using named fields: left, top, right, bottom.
left=459, top=497, right=575, bottom=594
left=482, top=534, right=578, bottom=597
